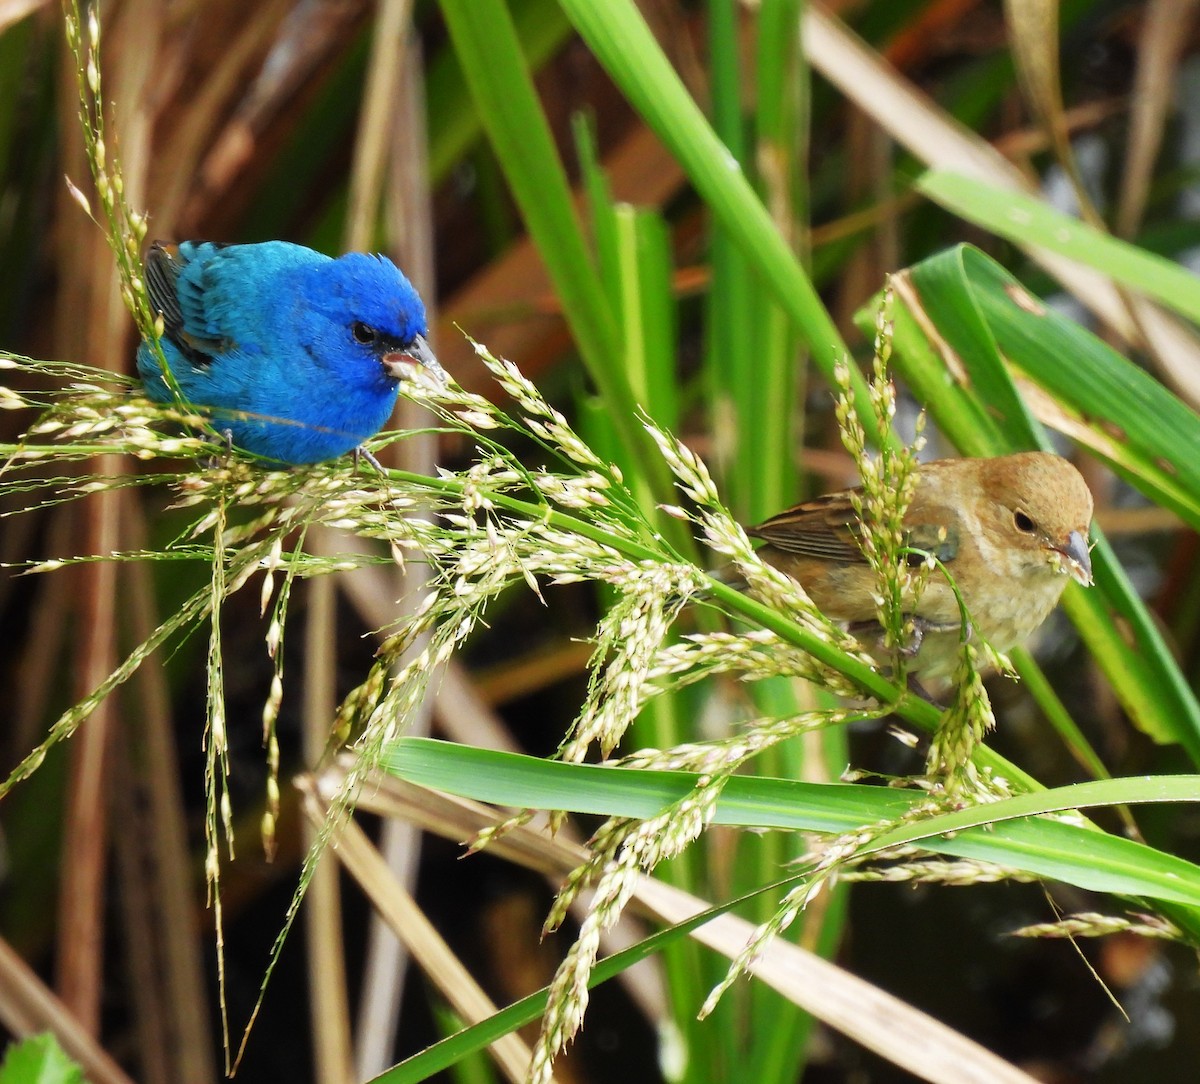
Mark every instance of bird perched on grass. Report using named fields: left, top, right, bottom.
left=748, top=452, right=1094, bottom=681
left=137, top=240, right=443, bottom=464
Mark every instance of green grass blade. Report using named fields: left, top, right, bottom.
left=367, top=871, right=808, bottom=1084
left=437, top=0, right=684, bottom=534
left=555, top=0, right=885, bottom=444
left=382, top=739, right=1200, bottom=909
left=963, top=249, right=1200, bottom=522
left=426, top=0, right=571, bottom=185
left=887, top=244, right=1200, bottom=758
left=706, top=0, right=760, bottom=525
left=918, top=170, right=1200, bottom=325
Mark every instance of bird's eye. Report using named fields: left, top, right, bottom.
left=351, top=321, right=378, bottom=345
left=1013, top=510, right=1036, bottom=533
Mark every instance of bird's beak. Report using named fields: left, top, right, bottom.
left=1053, top=529, right=1093, bottom=586
left=383, top=334, right=447, bottom=383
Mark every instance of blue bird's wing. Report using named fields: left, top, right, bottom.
left=144, top=241, right=235, bottom=367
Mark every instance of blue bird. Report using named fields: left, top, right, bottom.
left=136, top=240, right=443, bottom=464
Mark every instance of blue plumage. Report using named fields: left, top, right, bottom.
left=136, top=240, right=441, bottom=464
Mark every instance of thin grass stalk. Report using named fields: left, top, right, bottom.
left=110, top=737, right=173, bottom=1084
left=11, top=509, right=73, bottom=755
left=308, top=6, right=426, bottom=1080
left=303, top=574, right=355, bottom=1084
left=1114, top=0, right=1200, bottom=240
left=355, top=19, right=440, bottom=1078
left=123, top=520, right=218, bottom=1082
left=53, top=299, right=106, bottom=1018
left=203, top=486, right=233, bottom=1069
left=53, top=2, right=129, bottom=1027
left=1003, top=0, right=1105, bottom=232
left=751, top=0, right=805, bottom=521
left=346, top=0, right=414, bottom=251
left=707, top=0, right=759, bottom=529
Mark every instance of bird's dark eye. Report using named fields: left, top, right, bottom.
left=351, top=321, right=378, bottom=345
left=1013, top=510, right=1036, bottom=533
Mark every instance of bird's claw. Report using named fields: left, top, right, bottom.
left=899, top=613, right=964, bottom=656
left=201, top=428, right=236, bottom=470
left=904, top=673, right=945, bottom=708
left=353, top=446, right=387, bottom=473
left=897, top=616, right=925, bottom=659
left=847, top=614, right=946, bottom=659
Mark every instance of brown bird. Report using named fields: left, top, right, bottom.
left=748, top=452, right=1094, bottom=681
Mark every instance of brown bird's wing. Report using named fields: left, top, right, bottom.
left=750, top=489, right=963, bottom=566
left=748, top=491, right=866, bottom=562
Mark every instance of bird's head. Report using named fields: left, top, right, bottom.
left=978, top=451, right=1094, bottom=586
left=311, top=252, right=445, bottom=386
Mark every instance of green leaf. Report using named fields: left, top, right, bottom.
left=426, top=0, right=571, bottom=185
left=382, top=739, right=1200, bottom=908
left=886, top=244, right=1200, bottom=756
left=0, top=1034, right=85, bottom=1084
left=367, top=877, right=784, bottom=1083
left=437, top=0, right=685, bottom=541
left=917, top=170, right=1200, bottom=326
left=553, top=0, right=888, bottom=448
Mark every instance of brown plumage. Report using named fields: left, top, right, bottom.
left=749, top=452, right=1094, bottom=679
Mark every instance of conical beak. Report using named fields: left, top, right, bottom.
left=383, top=334, right=447, bottom=383
left=1055, top=529, right=1093, bottom=586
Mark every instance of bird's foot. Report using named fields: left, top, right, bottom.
left=904, top=673, right=945, bottom=708
left=353, top=445, right=387, bottom=473
left=846, top=614, right=950, bottom=659
left=201, top=428, right=235, bottom=469
left=845, top=615, right=957, bottom=708
left=897, top=616, right=925, bottom=659
left=898, top=613, right=963, bottom=655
